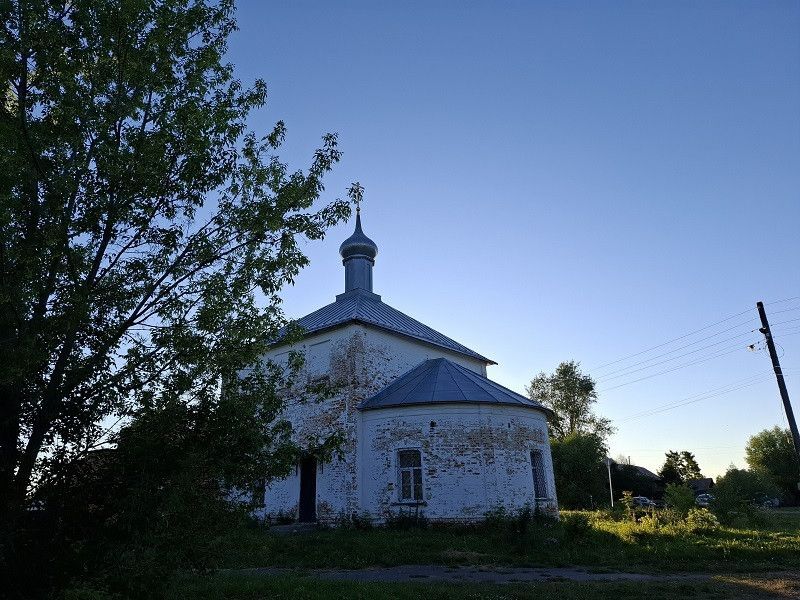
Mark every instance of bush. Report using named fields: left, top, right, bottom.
left=384, top=508, right=428, bottom=530
left=336, top=511, right=374, bottom=530
left=664, top=483, right=696, bottom=515
left=684, top=507, right=720, bottom=533
left=561, top=512, right=592, bottom=539
left=712, top=467, right=780, bottom=525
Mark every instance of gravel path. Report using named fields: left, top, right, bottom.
left=236, top=565, right=712, bottom=584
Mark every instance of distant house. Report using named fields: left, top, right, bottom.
left=611, top=460, right=664, bottom=499
left=688, top=477, right=715, bottom=495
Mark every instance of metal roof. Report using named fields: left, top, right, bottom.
left=358, top=357, right=552, bottom=414
left=281, top=289, right=494, bottom=364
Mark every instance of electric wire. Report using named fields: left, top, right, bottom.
left=613, top=371, right=774, bottom=423
left=591, top=307, right=756, bottom=372
left=599, top=343, right=758, bottom=393
left=767, top=305, right=800, bottom=316
left=766, top=296, right=800, bottom=305
left=592, top=297, right=798, bottom=377
left=596, top=328, right=758, bottom=382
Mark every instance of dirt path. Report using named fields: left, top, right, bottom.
left=235, top=565, right=714, bottom=584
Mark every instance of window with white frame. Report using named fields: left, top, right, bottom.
left=397, top=449, right=423, bottom=502
left=530, top=449, right=548, bottom=499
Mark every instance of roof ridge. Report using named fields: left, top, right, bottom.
left=442, top=359, right=469, bottom=401
left=397, top=360, right=439, bottom=405
left=446, top=360, right=531, bottom=406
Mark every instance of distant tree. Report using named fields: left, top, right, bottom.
left=712, top=467, right=781, bottom=524
left=745, top=427, right=800, bottom=502
left=663, top=483, right=695, bottom=515
left=526, top=361, right=613, bottom=441
left=549, top=432, right=608, bottom=509
left=658, top=450, right=703, bottom=485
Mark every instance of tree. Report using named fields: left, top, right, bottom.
left=658, top=450, right=703, bottom=485
left=663, top=483, right=695, bottom=515
left=549, top=432, right=608, bottom=509
left=0, top=0, right=351, bottom=533
left=526, top=361, right=613, bottom=440
left=712, top=467, right=780, bottom=524
left=745, top=426, right=800, bottom=503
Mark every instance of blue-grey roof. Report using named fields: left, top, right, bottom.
left=358, top=358, right=552, bottom=414
left=281, top=289, right=494, bottom=364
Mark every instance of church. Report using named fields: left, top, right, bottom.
left=256, top=210, right=557, bottom=524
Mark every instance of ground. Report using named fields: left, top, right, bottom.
left=169, top=508, right=800, bottom=598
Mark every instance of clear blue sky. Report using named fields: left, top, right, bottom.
left=227, top=0, right=800, bottom=478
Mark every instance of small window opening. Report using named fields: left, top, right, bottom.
left=397, top=449, right=423, bottom=502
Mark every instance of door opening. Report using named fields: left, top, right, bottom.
left=298, top=455, right=317, bottom=522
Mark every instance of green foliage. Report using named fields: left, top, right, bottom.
left=526, top=361, right=613, bottom=441
left=1, top=0, right=353, bottom=595
left=712, top=467, right=781, bottom=525
left=746, top=426, right=800, bottom=503
left=664, top=483, right=696, bottom=515
left=0, top=0, right=352, bottom=528
left=550, top=432, right=608, bottom=508
left=684, top=508, right=720, bottom=533
left=620, top=490, right=634, bottom=514
left=384, top=509, right=429, bottom=530
left=159, top=509, right=800, bottom=578
left=560, top=511, right=591, bottom=539
left=658, top=451, right=703, bottom=485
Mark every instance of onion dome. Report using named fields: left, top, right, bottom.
left=339, top=211, right=378, bottom=261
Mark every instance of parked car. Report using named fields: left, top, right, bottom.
left=759, top=496, right=780, bottom=508
left=695, top=493, right=715, bottom=507
left=631, top=496, right=656, bottom=508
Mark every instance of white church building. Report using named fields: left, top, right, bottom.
left=256, top=211, right=557, bottom=523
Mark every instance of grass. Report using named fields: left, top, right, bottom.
left=167, top=572, right=800, bottom=600
left=206, top=508, right=800, bottom=574
left=139, top=508, right=800, bottom=598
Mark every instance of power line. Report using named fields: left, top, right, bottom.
left=614, top=371, right=776, bottom=423
left=599, top=343, right=758, bottom=393
left=591, top=307, right=756, bottom=372
left=767, top=305, right=800, bottom=316
left=772, top=317, right=800, bottom=327
left=766, top=296, right=800, bottom=306
left=596, top=328, right=758, bottom=382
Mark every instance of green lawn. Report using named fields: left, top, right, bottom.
left=168, top=572, right=800, bottom=600
left=210, top=509, right=800, bottom=574
left=163, top=509, right=800, bottom=599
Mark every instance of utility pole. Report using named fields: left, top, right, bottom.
left=757, top=301, right=800, bottom=465
left=605, top=457, right=614, bottom=507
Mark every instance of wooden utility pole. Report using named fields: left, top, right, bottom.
left=757, top=301, right=800, bottom=464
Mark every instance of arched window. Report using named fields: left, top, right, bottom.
left=530, top=449, right=548, bottom=499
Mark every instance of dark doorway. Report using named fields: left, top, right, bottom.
left=298, top=455, right=317, bottom=522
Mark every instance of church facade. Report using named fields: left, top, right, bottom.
left=256, top=212, right=557, bottom=523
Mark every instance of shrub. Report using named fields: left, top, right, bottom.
left=384, top=508, right=428, bottom=530
left=684, top=507, right=720, bottom=533
left=664, top=483, right=696, bottom=515
left=561, top=512, right=592, bottom=539
left=637, top=514, right=661, bottom=533
left=712, top=467, right=780, bottom=525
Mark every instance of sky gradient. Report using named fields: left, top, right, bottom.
left=226, top=1, right=800, bottom=478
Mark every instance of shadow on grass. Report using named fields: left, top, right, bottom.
left=167, top=572, right=800, bottom=600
